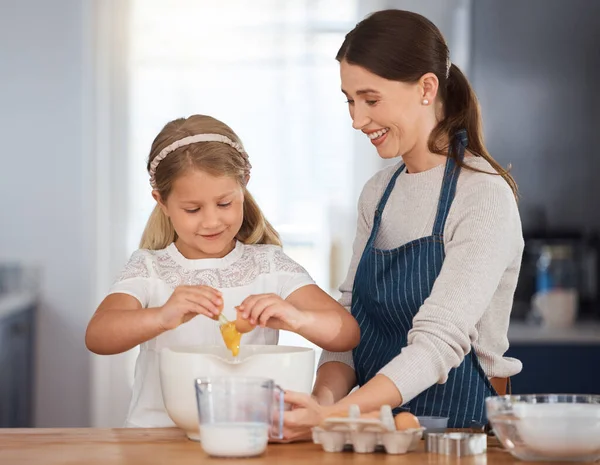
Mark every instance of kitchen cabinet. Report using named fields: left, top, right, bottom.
left=0, top=298, right=36, bottom=427
left=507, top=322, right=600, bottom=395
left=506, top=344, right=600, bottom=395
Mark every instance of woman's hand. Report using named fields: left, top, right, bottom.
left=274, top=391, right=346, bottom=442
left=157, top=285, right=222, bottom=331
left=276, top=375, right=404, bottom=441
left=276, top=391, right=323, bottom=442
left=237, top=294, right=310, bottom=332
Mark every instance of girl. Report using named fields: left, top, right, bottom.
left=85, top=114, right=360, bottom=428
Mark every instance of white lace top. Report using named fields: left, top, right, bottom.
left=108, top=240, right=315, bottom=427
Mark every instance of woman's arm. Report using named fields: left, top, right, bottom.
left=377, top=181, right=523, bottom=406
left=311, top=361, right=357, bottom=405
left=280, top=373, right=400, bottom=442
left=328, top=374, right=401, bottom=412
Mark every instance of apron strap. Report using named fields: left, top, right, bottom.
left=365, top=163, right=406, bottom=248
left=432, top=129, right=468, bottom=236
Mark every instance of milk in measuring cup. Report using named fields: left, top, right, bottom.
left=200, top=422, right=269, bottom=457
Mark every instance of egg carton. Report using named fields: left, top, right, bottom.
left=311, top=405, right=424, bottom=454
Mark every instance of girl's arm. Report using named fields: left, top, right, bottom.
left=85, top=294, right=163, bottom=355
left=286, top=284, right=360, bottom=352
left=86, top=285, right=223, bottom=355
left=238, top=284, right=360, bottom=352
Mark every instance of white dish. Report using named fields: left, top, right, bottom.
left=486, top=394, right=600, bottom=461
left=513, top=403, right=600, bottom=456
left=159, top=345, right=315, bottom=440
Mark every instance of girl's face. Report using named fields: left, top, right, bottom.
left=155, top=169, right=245, bottom=259
left=340, top=60, right=437, bottom=160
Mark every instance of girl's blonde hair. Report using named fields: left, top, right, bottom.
left=139, top=115, right=281, bottom=249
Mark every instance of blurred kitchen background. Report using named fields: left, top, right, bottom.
left=0, top=0, right=598, bottom=429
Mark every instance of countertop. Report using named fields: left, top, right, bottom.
left=0, top=427, right=550, bottom=465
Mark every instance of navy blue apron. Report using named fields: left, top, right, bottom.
left=351, top=131, right=496, bottom=428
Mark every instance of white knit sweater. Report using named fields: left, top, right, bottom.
left=319, top=156, right=524, bottom=405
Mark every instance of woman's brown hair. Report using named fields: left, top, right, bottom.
left=337, top=9, right=518, bottom=197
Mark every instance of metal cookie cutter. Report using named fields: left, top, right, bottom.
left=425, top=432, right=487, bottom=456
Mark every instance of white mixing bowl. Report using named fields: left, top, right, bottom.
left=486, top=394, right=600, bottom=461
left=159, top=345, right=315, bottom=440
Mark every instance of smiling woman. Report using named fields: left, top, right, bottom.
left=281, top=8, right=525, bottom=440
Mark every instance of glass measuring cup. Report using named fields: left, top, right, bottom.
left=194, top=377, right=284, bottom=457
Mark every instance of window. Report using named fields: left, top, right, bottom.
left=128, top=0, right=360, bottom=354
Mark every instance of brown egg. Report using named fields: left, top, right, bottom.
left=234, top=309, right=256, bottom=334
left=394, top=412, right=420, bottom=431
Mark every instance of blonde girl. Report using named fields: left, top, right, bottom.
left=85, top=114, right=360, bottom=428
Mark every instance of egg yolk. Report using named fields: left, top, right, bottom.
left=220, top=322, right=242, bottom=357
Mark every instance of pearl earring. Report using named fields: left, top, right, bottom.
left=422, top=99, right=429, bottom=105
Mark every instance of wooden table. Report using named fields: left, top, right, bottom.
left=0, top=427, right=545, bottom=464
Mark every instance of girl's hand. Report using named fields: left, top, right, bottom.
left=157, top=285, right=222, bottom=331
left=237, top=294, right=310, bottom=331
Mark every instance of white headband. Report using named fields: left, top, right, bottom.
left=149, top=133, right=251, bottom=188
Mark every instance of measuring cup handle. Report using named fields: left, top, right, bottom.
left=270, top=384, right=285, bottom=440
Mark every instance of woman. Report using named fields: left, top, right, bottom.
left=281, top=9, right=524, bottom=439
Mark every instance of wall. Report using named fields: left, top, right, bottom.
left=0, top=0, right=95, bottom=426
left=470, top=0, right=600, bottom=233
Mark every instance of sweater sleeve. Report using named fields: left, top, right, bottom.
left=378, top=181, right=522, bottom=404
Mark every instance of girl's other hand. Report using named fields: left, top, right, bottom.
left=237, top=294, right=310, bottom=332
left=157, top=285, right=222, bottom=331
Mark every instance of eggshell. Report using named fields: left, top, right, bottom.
left=234, top=308, right=256, bottom=333
left=234, top=316, right=256, bottom=334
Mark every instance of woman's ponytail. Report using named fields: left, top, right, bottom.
left=430, top=64, right=519, bottom=199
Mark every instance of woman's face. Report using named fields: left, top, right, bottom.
left=340, top=60, right=436, bottom=160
